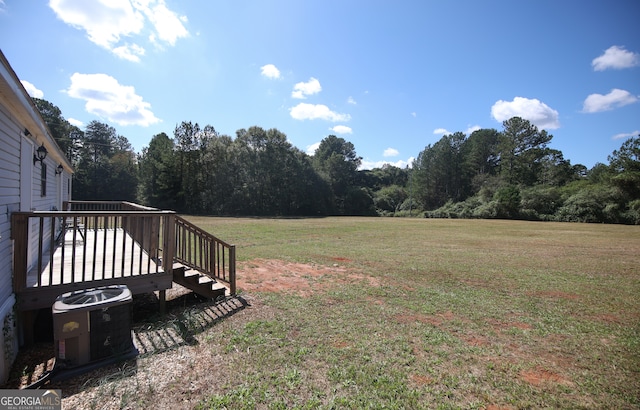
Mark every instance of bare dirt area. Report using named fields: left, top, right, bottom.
left=519, top=367, right=574, bottom=387
left=236, top=258, right=380, bottom=296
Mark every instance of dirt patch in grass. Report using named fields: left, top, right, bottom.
left=520, top=366, right=574, bottom=387
left=593, top=313, right=623, bottom=324
left=409, top=373, right=434, bottom=386
left=237, top=258, right=380, bottom=296
left=488, top=318, right=533, bottom=331
left=462, top=334, right=490, bottom=347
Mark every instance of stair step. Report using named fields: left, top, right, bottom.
left=183, top=270, right=201, bottom=284
left=198, top=275, right=213, bottom=286
left=172, top=263, right=186, bottom=277
left=211, top=282, right=227, bottom=292
left=172, top=268, right=228, bottom=300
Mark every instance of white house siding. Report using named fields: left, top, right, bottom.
left=64, top=175, right=70, bottom=203
left=0, top=96, right=22, bottom=384
left=25, top=154, right=64, bottom=269
left=0, top=103, right=21, bottom=304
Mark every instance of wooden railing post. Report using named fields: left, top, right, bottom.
left=229, top=245, right=236, bottom=295
left=149, top=214, right=160, bottom=260
left=159, top=212, right=176, bottom=315
left=162, top=212, right=176, bottom=274
left=10, top=213, right=29, bottom=293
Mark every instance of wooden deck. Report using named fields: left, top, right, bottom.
left=12, top=203, right=235, bottom=314
left=18, top=228, right=173, bottom=311
left=28, top=228, right=163, bottom=287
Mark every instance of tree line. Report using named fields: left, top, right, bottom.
left=35, top=98, right=640, bottom=224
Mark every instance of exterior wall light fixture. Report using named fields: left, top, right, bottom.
left=33, top=143, right=48, bottom=165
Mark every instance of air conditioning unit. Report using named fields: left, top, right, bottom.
left=52, top=285, right=137, bottom=369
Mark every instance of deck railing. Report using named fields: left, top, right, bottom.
left=66, top=201, right=164, bottom=259
left=174, top=215, right=236, bottom=295
left=68, top=203, right=236, bottom=293
left=10, top=209, right=176, bottom=294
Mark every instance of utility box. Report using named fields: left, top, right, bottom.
left=52, top=285, right=135, bottom=368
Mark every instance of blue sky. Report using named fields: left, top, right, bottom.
left=1, top=0, right=639, bottom=170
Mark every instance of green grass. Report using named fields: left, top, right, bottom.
left=182, top=217, right=640, bottom=409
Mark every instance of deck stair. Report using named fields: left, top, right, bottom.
left=172, top=263, right=228, bottom=300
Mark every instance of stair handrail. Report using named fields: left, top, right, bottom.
left=173, top=216, right=236, bottom=295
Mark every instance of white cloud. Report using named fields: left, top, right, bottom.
left=612, top=130, right=640, bottom=140
left=491, top=97, right=560, bottom=130
left=360, top=157, right=414, bottom=171
left=66, top=72, right=160, bottom=126
left=411, top=112, right=417, bottom=118
left=135, top=0, right=188, bottom=46
left=21, top=80, right=44, bottom=98
left=290, top=103, right=351, bottom=122
left=292, top=77, right=321, bottom=99
left=49, top=0, right=144, bottom=49
left=465, top=125, right=481, bottom=135
left=347, top=96, right=357, bottom=105
left=49, top=0, right=187, bottom=62
left=592, top=45, right=640, bottom=71
left=434, top=125, right=481, bottom=136
left=306, top=142, right=320, bottom=155
left=383, top=148, right=399, bottom=157
left=433, top=125, right=482, bottom=135
left=582, top=88, right=638, bottom=113
left=330, top=125, right=352, bottom=134
left=260, top=64, right=281, bottom=79
left=112, top=43, right=145, bottom=62
left=68, top=118, right=84, bottom=127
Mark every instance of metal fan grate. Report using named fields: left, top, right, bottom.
left=61, top=288, right=125, bottom=305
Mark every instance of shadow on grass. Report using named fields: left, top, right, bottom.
left=134, top=295, right=250, bottom=357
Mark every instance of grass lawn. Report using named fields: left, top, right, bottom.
left=190, top=217, right=640, bottom=409
left=10, top=217, right=640, bottom=409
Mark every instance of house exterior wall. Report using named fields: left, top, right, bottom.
left=0, top=99, right=23, bottom=384
left=0, top=50, right=73, bottom=384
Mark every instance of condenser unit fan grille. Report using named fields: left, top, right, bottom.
left=61, top=288, right=126, bottom=305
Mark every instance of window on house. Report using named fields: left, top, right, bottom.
left=41, top=163, right=47, bottom=197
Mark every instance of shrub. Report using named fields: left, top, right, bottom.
left=555, top=186, right=621, bottom=223
left=494, top=185, right=521, bottom=218
left=472, top=201, right=498, bottom=219
left=521, top=186, right=562, bottom=216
